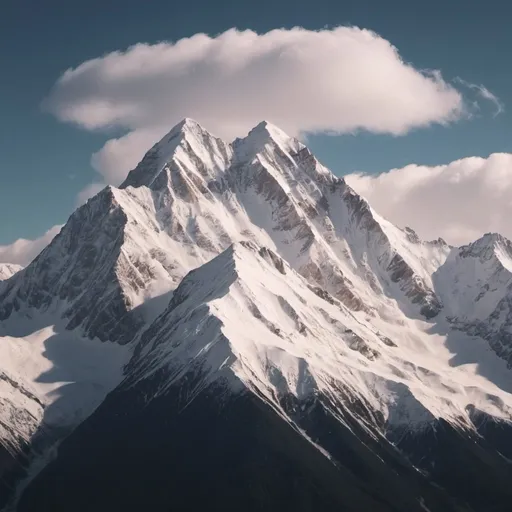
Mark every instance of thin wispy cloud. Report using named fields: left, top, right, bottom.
left=454, top=77, right=504, bottom=117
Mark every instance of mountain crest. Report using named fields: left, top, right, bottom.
left=460, top=232, right=512, bottom=261
left=121, top=118, right=232, bottom=190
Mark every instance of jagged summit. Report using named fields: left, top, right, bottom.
left=122, top=118, right=314, bottom=191
left=460, top=232, right=512, bottom=258
left=121, top=117, right=231, bottom=189
left=0, top=117, right=464, bottom=341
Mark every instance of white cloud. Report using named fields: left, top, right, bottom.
left=0, top=225, right=63, bottom=266
left=90, top=129, right=162, bottom=184
left=44, top=26, right=465, bottom=185
left=345, top=153, right=512, bottom=246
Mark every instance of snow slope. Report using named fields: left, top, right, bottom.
left=124, top=242, right=512, bottom=433
left=0, top=311, right=130, bottom=468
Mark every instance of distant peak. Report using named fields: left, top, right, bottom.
left=0, top=262, right=24, bottom=281
left=467, top=232, right=509, bottom=249
left=459, top=232, right=512, bottom=260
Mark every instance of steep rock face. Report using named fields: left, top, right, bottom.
left=0, top=189, right=141, bottom=343
left=326, top=182, right=447, bottom=318
left=0, top=375, right=42, bottom=510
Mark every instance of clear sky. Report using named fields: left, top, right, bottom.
left=1, top=0, right=512, bottom=246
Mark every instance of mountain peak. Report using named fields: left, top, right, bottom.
left=460, top=232, right=512, bottom=259
left=252, top=119, right=289, bottom=138
left=121, top=117, right=230, bottom=189
left=167, top=117, right=209, bottom=137
left=478, top=232, right=509, bottom=246
left=122, top=118, right=304, bottom=190
left=153, top=117, right=217, bottom=153
left=231, top=121, right=303, bottom=166
left=244, top=120, right=300, bottom=150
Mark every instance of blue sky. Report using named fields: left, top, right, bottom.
left=1, top=0, right=512, bottom=247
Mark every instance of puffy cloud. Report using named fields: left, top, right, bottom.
left=0, top=225, right=63, bottom=266
left=345, top=153, right=512, bottom=246
left=90, top=129, right=162, bottom=184
left=44, top=26, right=465, bottom=185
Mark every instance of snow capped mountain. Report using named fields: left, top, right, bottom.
left=0, top=118, right=448, bottom=343
left=3, top=118, right=512, bottom=511
left=0, top=264, right=23, bottom=281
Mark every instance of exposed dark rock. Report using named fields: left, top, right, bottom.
left=257, top=246, right=286, bottom=275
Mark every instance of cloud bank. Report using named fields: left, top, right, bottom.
left=45, top=26, right=465, bottom=185
left=345, top=153, right=512, bottom=246
left=0, top=225, right=62, bottom=266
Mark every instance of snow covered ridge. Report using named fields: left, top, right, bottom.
left=0, top=118, right=451, bottom=340
left=4, top=118, right=512, bottom=509
left=124, top=240, right=512, bottom=431
left=0, top=264, right=23, bottom=281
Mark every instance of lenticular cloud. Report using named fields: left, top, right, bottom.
left=44, top=26, right=464, bottom=184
